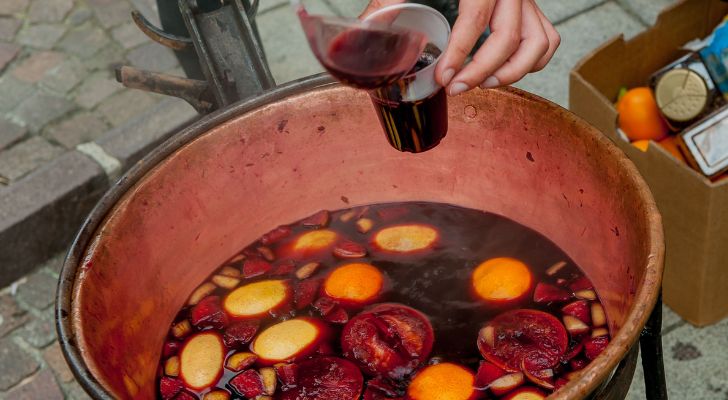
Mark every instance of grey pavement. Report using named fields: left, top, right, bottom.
left=1, top=0, right=726, bottom=399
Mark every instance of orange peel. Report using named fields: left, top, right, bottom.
left=472, top=257, right=533, bottom=303
left=324, top=263, right=384, bottom=305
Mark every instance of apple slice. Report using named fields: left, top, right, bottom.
left=546, top=261, right=567, bottom=276
left=478, top=309, right=567, bottom=373
left=561, top=341, right=584, bottom=362
left=591, top=328, right=609, bottom=338
left=159, top=376, right=183, bottom=400
left=191, top=296, right=229, bottom=330
left=407, top=363, right=478, bottom=400
left=292, top=229, right=338, bottom=255
left=171, top=320, right=192, bottom=339
left=533, top=283, right=571, bottom=303
left=333, top=240, right=368, bottom=259
left=574, top=289, right=597, bottom=301
left=218, top=266, right=241, bottom=278
left=274, top=363, right=298, bottom=389
left=260, top=226, right=292, bottom=245
left=372, top=224, right=439, bottom=253
left=224, top=280, right=291, bottom=318
left=250, top=317, right=328, bottom=364
left=242, top=258, right=272, bottom=279
left=561, top=300, right=591, bottom=325
left=212, top=274, right=240, bottom=289
left=179, top=332, right=225, bottom=390
left=203, top=389, right=231, bottom=400
left=228, top=369, right=264, bottom=398
left=188, top=282, right=216, bottom=306
left=302, top=210, right=330, bottom=228
left=256, top=246, right=276, bottom=262
left=563, top=315, right=589, bottom=336
left=356, top=218, right=374, bottom=233
left=260, top=367, right=277, bottom=395
left=521, top=352, right=554, bottom=390
left=489, top=372, right=525, bottom=396
left=164, top=356, right=180, bottom=377
left=591, top=303, right=607, bottom=327
left=474, top=361, right=506, bottom=389
left=226, top=352, right=258, bottom=371
left=583, top=336, right=609, bottom=360
left=223, top=320, right=259, bottom=349
left=503, top=387, right=547, bottom=400
left=278, top=357, right=362, bottom=400
left=295, top=262, right=320, bottom=280
left=340, top=210, right=357, bottom=222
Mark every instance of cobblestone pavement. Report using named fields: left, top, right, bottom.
left=4, top=0, right=728, bottom=399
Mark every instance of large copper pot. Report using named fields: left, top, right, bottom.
left=56, top=75, right=663, bottom=399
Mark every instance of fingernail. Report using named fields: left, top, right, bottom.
left=442, top=68, right=455, bottom=86
left=449, top=82, right=469, bottom=96
left=479, top=76, right=500, bottom=89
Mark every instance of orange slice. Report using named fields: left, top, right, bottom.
left=407, top=362, right=478, bottom=400
left=372, top=224, right=438, bottom=253
left=472, top=257, right=533, bottom=303
left=250, top=318, right=325, bottom=364
left=224, top=280, right=290, bottom=318
left=324, top=263, right=384, bottom=305
left=292, top=229, right=338, bottom=253
left=179, top=332, right=225, bottom=390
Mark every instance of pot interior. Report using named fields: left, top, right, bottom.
left=67, top=84, right=662, bottom=399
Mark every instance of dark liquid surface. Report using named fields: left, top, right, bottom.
left=159, top=202, right=607, bottom=399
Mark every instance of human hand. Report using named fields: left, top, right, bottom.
left=361, top=0, right=560, bottom=96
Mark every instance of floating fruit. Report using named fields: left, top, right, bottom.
left=521, top=351, right=555, bottom=389
left=260, top=226, right=292, bottom=245
left=223, top=280, right=290, bottom=318
left=188, top=282, right=217, bottom=306
left=472, top=258, right=533, bottom=304
left=159, top=376, right=183, bottom=400
left=568, top=277, right=593, bottom=292
left=274, top=363, right=298, bottom=389
left=591, top=328, right=609, bottom=338
left=179, top=332, right=225, bottom=390
left=242, top=258, right=272, bottom=278
left=228, top=369, right=264, bottom=398
left=333, top=240, right=368, bottom=259
left=203, top=389, right=230, bottom=400
left=503, top=387, right=547, bottom=400
left=171, top=320, right=192, bottom=339
left=591, top=303, right=607, bottom=327
left=293, top=278, right=321, bottom=310
left=545, top=261, right=566, bottom=276
left=164, top=356, right=180, bottom=377
left=279, top=357, right=363, bottom=400
left=372, top=224, right=439, bottom=253
left=324, top=263, right=384, bottom=305
left=250, top=317, right=328, bottom=364
left=292, top=229, right=338, bottom=254
left=478, top=309, right=567, bottom=372
left=260, top=367, right=277, bottom=395
left=583, top=336, right=609, bottom=360
left=475, top=360, right=506, bottom=389
left=225, top=352, right=257, bottom=371
left=223, top=320, right=259, bottom=349
left=295, top=262, right=320, bottom=280
left=490, top=372, right=525, bottom=396
left=617, top=87, right=669, bottom=141
left=190, top=296, right=229, bottom=330
left=341, top=303, right=433, bottom=379
left=574, top=289, right=597, bottom=301
left=302, top=210, right=330, bottom=228
left=407, top=362, right=478, bottom=400
left=356, top=218, right=374, bottom=233
left=533, top=282, right=571, bottom=303
left=561, top=300, right=591, bottom=325
left=563, top=315, right=589, bottom=336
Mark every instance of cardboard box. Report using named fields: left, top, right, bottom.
left=570, top=0, right=728, bottom=326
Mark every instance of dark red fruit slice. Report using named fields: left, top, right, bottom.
left=521, top=351, right=555, bottom=390
left=477, top=309, right=568, bottom=372
left=159, top=376, right=183, bottom=400
left=474, top=361, right=506, bottom=389
left=583, top=336, right=609, bottom=360
left=275, top=363, right=298, bottom=389
left=260, top=226, right=292, bottom=245
left=313, top=296, right=337, bottom=316
left=341, top=303, right=434, bottom=379
left=163, top=341, right=181, bottom=358
left=228, top=369, right=265, bottom=398
left=562, top=340, right=584, bottom=362
left=302, top=210, right=331, bottom=228
left=243, top=258, right=272, bottom=278
left=325, top=307, right=349, bottom=324
left=376, top=207, right=409, bottom=221
left=533, top=283, right=571, bottom=303
left=561, top=300, right=591, bottom=325
left=294, top=278, right=321, bottom=310
left=570, top=357, right=588, bottom=371
left=365, top=377, right=402, bottom=399
left=568, top=276, right=594, bottom=292
left=279, top=356, right=363, bottom=400
left=223, top=320, right=259, bottom=349
left=554, top=377, right=570, bottom=390
left=271, top=259, right=296, bottom=276
left=190, top=296, right=228, bottom=330
left=174, top=391, right=198, bottom=400
left=333, top=240, right=367, bottom=259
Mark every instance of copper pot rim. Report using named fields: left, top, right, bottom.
left=55, top=74, right=664, bottom=400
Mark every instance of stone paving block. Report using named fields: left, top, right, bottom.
left=0, top=0, right=30, bottom=16
left=127, top=41, right=178, bottom=72
left=325, top=0, right=368, bottom=17
left=40, top=57, right=86, bottom=94
left=15, top=269, right=58, bottom=311
left=28, top=0, right=73, bottom=23
left=0, top=75, right=34, bottom=113
left=0, top=17, right=21, bottom=41
left=63, top=380, right=93, bottom=399
left=618, top=0, right=680, bottom=26
left=16, top=23, right=67, bottom=49
left=534, top=0, right=605, bottom=24
left=514, top=1, right=645, bottom=107
left=97, top=98, right=198, bottom=168
left=12, top=50, right=65, bottom=83
left=260, top=0, right=287, bottom=14
left=47, top=112, right=109, bottom=149
left=0, top=42, right=20, bottom=73
left=88, top=0, right=132, bottom=29
left=0, top=294, right=29, bottom=338
left=56, top=25, right=110, bottom=59
left=112, top=22, right=149, bottom=50
left=0, top=151, right=107, bottom=286
left=14, top=91, right=75, bottom=133
left=68, top=7, right=92, bottom=26
left=0, top=118, right=27, bottom=151
left=257, top=2, right=330, bottom=84
left=74, top=72, right=122, bottom=110
left=17, top=309, right=56, bottom=348
left=0, top=137, right=64, bottom=181
left=41, top=252, right=65, bottom=275
left=0, top=338, right=39, bottom=390
left=43, top=342, right=75, bottom=384
left=84, top=40, right=126, bottom=71
left=97, top=89, right=161, bottom=127
left=130, top=0, right=161, bottom=25
left=4, top=368, right=64, bottom=399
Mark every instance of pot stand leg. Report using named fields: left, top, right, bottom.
left=640, top=291, right=668, bottom=400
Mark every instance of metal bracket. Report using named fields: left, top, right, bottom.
left=640, top=291, right=668, bottom=400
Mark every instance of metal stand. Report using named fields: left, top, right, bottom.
left=640, top=292, right=668, bottom=400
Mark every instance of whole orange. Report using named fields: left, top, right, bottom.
left=617, top=87, right=669, bottom=141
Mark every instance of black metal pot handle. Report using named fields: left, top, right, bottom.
left=640, top=291, right=669, bottom=399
